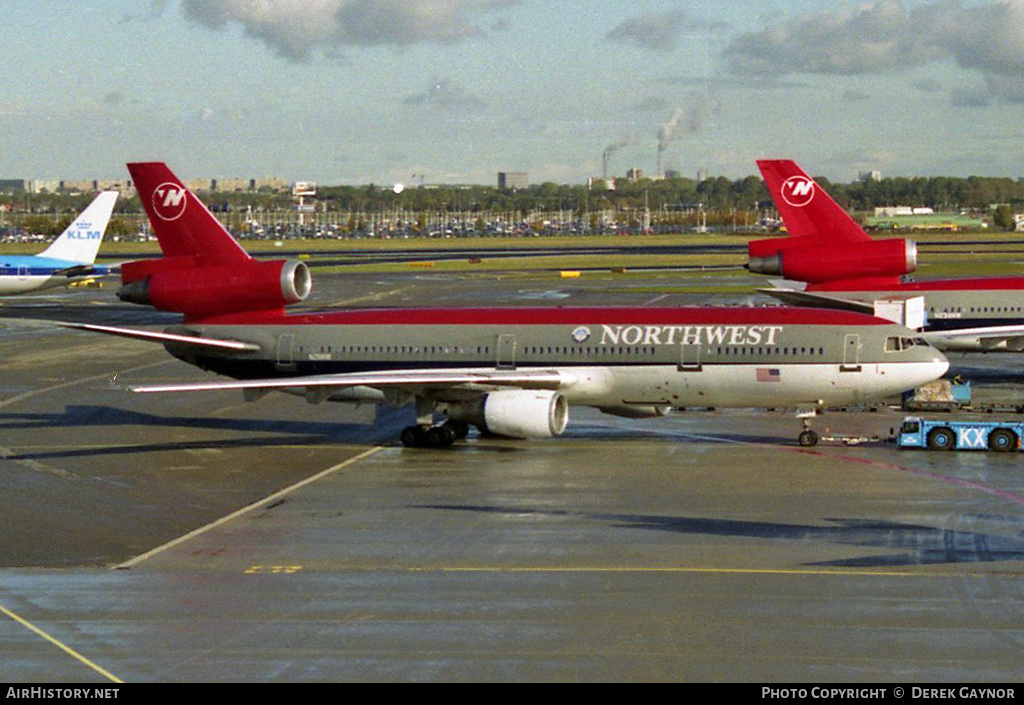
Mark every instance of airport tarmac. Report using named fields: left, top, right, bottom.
left=2, top=271, right=1024, bottom=682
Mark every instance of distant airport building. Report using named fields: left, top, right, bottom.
left=19, top=179, right=136, bottom=196
left=867, top=211, right=984, bottom=231
left=212, top=178, right=250, bottom=192
left=30, top=179, right=61, bottom=194
left=0, top=176, right=287, bottom=196
left=184, top=177, right=288, bottom=193
left=0, top=179, right=28, bottom=193
left=182, top=178, right=214, bottom=192
left=875, top=206, right=935, bottom=217
left=60, top=179, right=98, bottom=193
left=859, top=170, right=882, bottom=182
left=626, top=168, right=644, bottom=181
left=498, top=172, right=528, bottom=190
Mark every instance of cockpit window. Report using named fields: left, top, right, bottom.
left=886, top=336, right=932, bottom=352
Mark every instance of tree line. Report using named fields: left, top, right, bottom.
left=5, top=173, right=1024, bottom=238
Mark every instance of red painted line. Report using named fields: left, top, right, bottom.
left=810, top=277, right=1024, bottom=293
left=200, top=306, right=891, bottom=327
left=792, top=447, right=1024, bottom=508
left=680, top=429, right=1024, bottom=508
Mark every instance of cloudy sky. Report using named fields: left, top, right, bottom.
left=3, top=0, right=1024, bottom=185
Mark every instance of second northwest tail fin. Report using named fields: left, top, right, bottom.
left=756, top=160, right=871, bottom=243
left=750, top=160, right=916, bottom=287
left=39, top=191, right=118, bottom=264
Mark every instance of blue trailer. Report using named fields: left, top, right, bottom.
left=896, top=417, right=1024, bottom=451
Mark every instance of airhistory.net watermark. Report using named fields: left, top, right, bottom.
left=6, top=689, right=119, bottom=700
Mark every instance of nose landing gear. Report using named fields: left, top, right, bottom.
left=796, top=407, right=819, bottom=447
left=798, top=427, right=819, bottom=447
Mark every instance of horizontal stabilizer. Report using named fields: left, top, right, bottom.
left=53, top=321, right=261, bottom=351
left=922, top=324, right=1024, bottom=352
left=53, top=264, right=101, bottom=278
left=757, top=287, right=875, bottom=314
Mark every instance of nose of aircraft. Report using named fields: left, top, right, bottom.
left=916, top=348, right=950, bottom=387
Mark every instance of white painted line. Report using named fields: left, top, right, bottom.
left=116, top=446, right=385, bottom=569
left=642, top=294, right=669, bottom=306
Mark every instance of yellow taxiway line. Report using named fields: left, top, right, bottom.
left=0, top=601, right=123, bottom=683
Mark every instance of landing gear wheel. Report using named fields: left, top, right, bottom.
left=400, top=425, right=425, bottom=448
left=798, top=430, right=819, bottom=447
left=423, top=426, right=455, bottom=448
left=443, top=421, right=470, bottom=440
left=400, top=424, right=457, bottom=448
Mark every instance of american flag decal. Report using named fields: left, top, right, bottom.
left=756, top=368, right=780, bottom=382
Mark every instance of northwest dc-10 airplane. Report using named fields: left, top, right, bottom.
left=57, top=162, right=948, bottom=448
left=1, top=191, right=118, bottom=295
left=750, top=159, right=1024, bottom=352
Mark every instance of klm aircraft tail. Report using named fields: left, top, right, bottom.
left=39, top=191, right=118, bottom=264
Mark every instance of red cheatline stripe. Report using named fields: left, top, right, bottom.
left=200, top=306, right=890, bottom=327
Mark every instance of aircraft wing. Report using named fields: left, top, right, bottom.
left=130, top=368, right=574, bottom=394
left=921, top=325, right=1024, bottom=352
left=53, top=319, right=576, bottom=395
left=53, top=321, right=261, bottom=351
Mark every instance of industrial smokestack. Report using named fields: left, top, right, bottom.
left=602, top=140, right=630, bottom=180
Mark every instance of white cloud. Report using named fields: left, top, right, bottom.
left=604, top=10, right=691, bottom=52
left=724, top=0, right=939, bottom=76
left=175, top=0, right=519, bottom=60
left=724, top=0, right=1024, bottom=103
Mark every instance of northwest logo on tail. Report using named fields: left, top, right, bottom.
left=152, top=183, right=187, bottom=221
left=781, top=175, right=815, bottom=207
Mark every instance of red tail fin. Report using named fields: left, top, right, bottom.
left=120, top=162, right=311, bottom=321
left=749, top=160, right=916, bottom=287
left=757, top=160, right=871, bottom=243
left=128, top=162, right=251, bottom=263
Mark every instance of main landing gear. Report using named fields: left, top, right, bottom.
left=399, top=396, right=468, bottom=449
left=400, top=421, right=470, bottom=448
